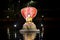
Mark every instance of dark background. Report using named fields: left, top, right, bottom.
left=0, top=0, right=60, bottom=40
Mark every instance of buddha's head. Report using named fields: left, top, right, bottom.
left=26, top=14, right=32, bottom=22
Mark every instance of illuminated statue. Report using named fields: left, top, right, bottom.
left=20, top=7, right=40, bottom=40
left=23, top=15, right=37, bottom=40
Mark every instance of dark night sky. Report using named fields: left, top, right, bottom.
left=0, top=0, right=60, bottom=40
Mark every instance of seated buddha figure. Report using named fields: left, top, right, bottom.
left=22, top=15, right=37, bottom=40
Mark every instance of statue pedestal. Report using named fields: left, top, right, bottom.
left=19, top=29, right=40, bottom=40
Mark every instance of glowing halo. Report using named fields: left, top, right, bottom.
left=21, top=7, right=37, bottom=20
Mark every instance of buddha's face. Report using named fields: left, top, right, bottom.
left=26, top=15, right=32, bottom=22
